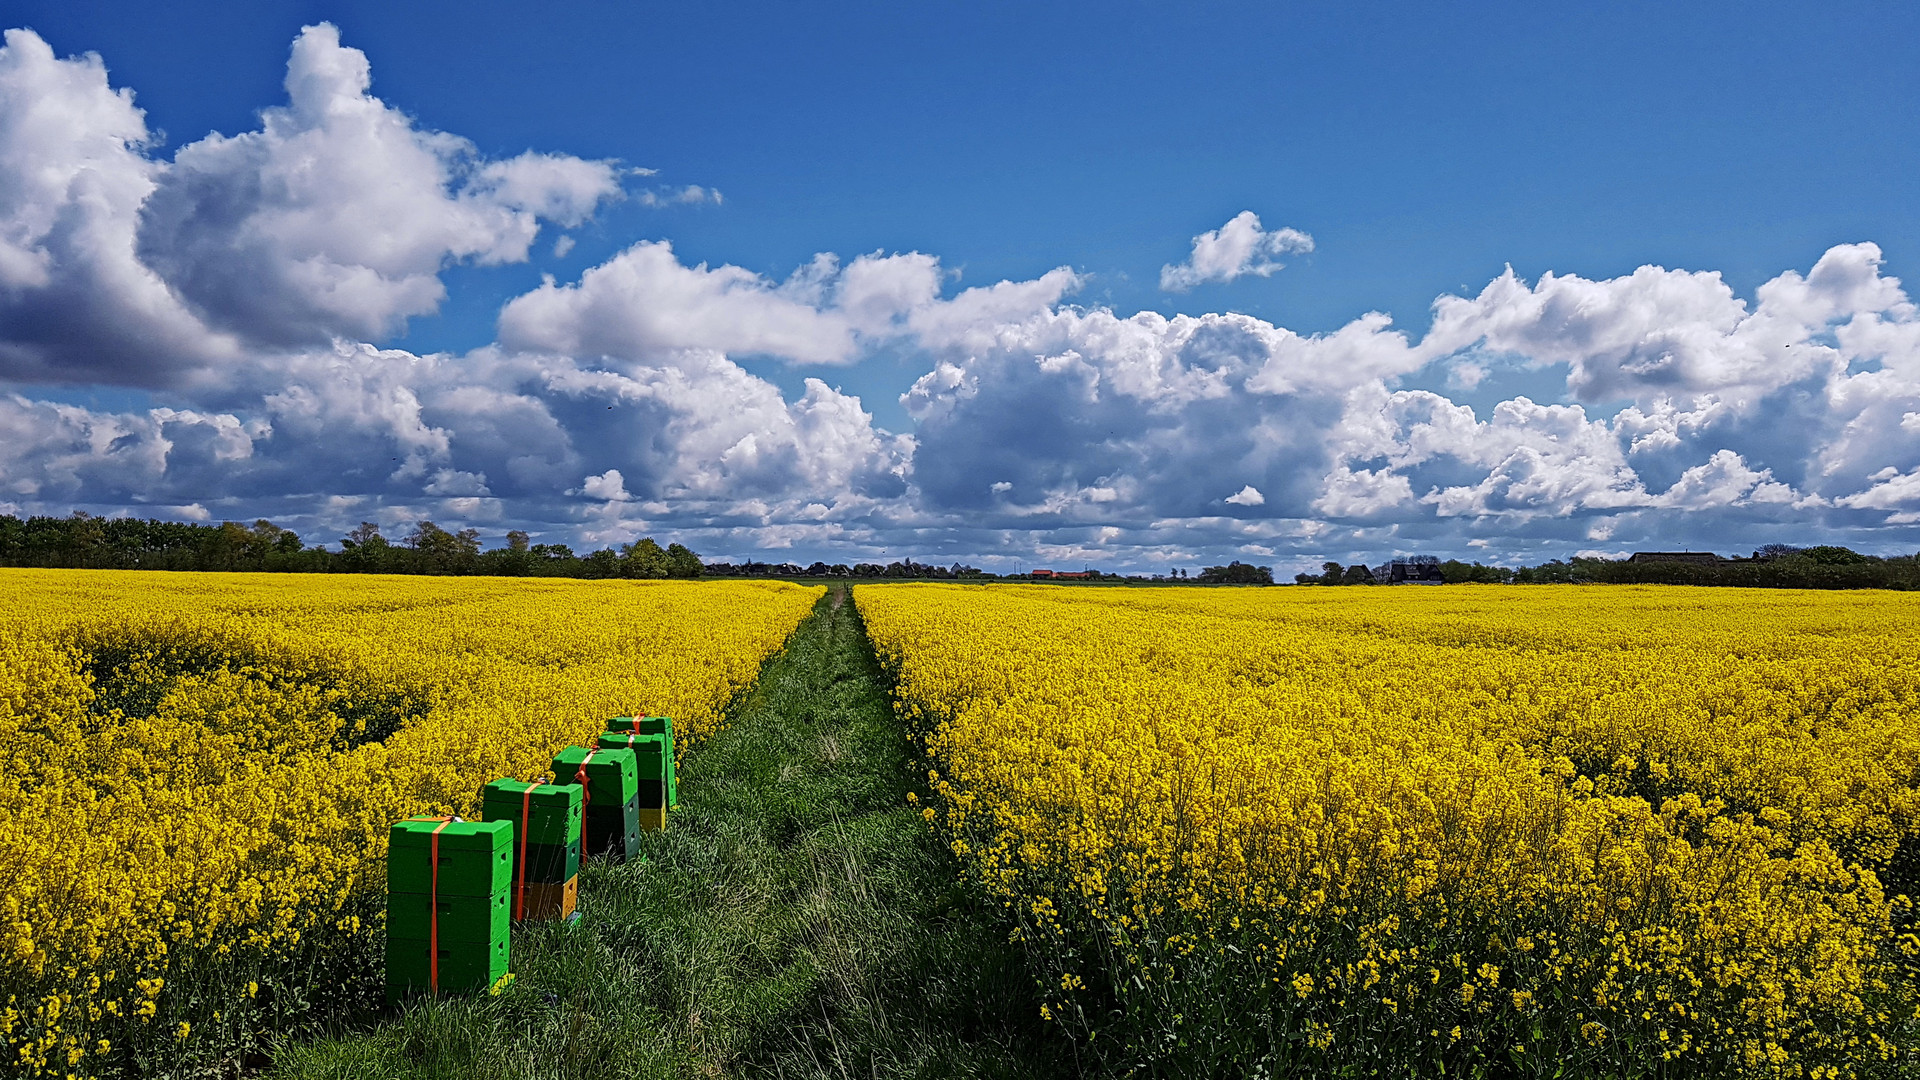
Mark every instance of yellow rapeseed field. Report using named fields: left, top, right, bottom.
left=858, top=583, right=1920, bottom=1077
left=0, top=569, right=821, bottom=1076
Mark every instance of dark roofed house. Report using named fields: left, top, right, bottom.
left=1628, top=551, right=1726, bottom=565
left=1369, top=557, right=1446, bottom=583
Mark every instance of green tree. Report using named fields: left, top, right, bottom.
left=583, top=548, right=620, bottom=577
left=338, top=522, right=387, bottom=572
left=1514, top=559, right=1575, bottom=584
left=665, top=542, right=703, bottom=578
left=406, top=521, right=481, bottom=573
left=65, top=511, right=108, bottom=564
left=621, top=538, right=669, bottom=578
left=1788, top=545, right=1873, bottom=565
left=481, top=530, right=535, bottom=576
left=244, top=519, right=298, bottom=560
left=1199, top=561, right=1275, bottom=584
left=1440, top=559, right=1514, bottom=584
left=202, top=521, right=262, bottom=570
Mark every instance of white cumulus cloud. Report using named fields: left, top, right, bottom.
left=137, top=23, right=622, bottom=346
left=501, top=241, right=1077, bottom=367
left=0, top=23, right=622, bottom=384
left=637, top=184, right=722, bottom=208
left=0, top=28, right=241, bottom=385
left=580, top=469, right=631, bottom=502
left=1160, top=211, right=1313, bottom=292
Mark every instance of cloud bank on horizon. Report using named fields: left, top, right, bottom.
left=2, top=24, right=1919, bottom=571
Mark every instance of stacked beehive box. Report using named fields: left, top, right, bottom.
left=384, top=715, right=685, bottom=995
left=552, top=745, right=641, bottom=862
left=385, top=817, right=512, bottom=999
left=480, top=780, right=583, bottom=921
left=598, top=729, right=670, bottom=832
left=604, top=715, right=676, bottom=808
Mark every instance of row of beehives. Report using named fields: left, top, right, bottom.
left=385, top=715, right=679, bottom=997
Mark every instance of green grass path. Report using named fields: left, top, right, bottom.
left=273, top=586, right=1075, bottom=1080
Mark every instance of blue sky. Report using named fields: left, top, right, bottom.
left=2, top=1, right=1918, bottom=572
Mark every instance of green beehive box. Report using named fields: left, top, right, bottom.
left=598, top=732, right=673, bottom=809
left=481, top=780, right=582, bottom=845
left=552, top=745, right=639, bottom=807
left=385, top=934, right=509, bottom=998
left=605, top=717, right=677, bottom=807
left=513, top=838, right=580, bottom=885
left=387, top=819, right=512, bottom=896
left=582, top=798, right=641, bottom=861
left=387, top=889, right=508, bottom=943
left=605, top=715, right=673, bottom=740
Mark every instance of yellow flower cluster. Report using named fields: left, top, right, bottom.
left=858, top=583, right=1920, bottom=1075
left=0, top=569, right=820, bottom=1076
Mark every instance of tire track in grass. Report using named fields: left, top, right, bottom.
left=272, top=586, right=1077, bottom=1080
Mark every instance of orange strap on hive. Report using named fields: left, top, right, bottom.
left=514, top=783, right=542, bottom=920
left=426, top=815, right=455, bottom=992
left=573, top=749, right=598, bottom=808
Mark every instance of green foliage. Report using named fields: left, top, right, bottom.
left=1573, top=551, right=1920, bottom=589
left=1513, top=558, right=1579, bottom=584
left=664, top=543, right=702, bottom=578
left=1439, top=559, right=1516, bottom=584
left=405, top=521, right=482, bottom=572
left=619, top=538, right=668, bottom=577
left=1789, top=545, right=1875, bottom=565
left=1420, top=549, right=1920, bottom=590
left=1197, top=560, right=1275, bottom=584
left=0, top=512, right=330, bottom=573
left=0, top=513, right=706, bottom=580
left=612, top=539, right=703, bottom=580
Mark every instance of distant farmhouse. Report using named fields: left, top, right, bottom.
left=1367, top=556, right=1446, bottom=584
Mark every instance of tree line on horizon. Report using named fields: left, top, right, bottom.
left=5, top=512, right=1919, bottom=589
left=705, top=559, right=1274, bottom=583
left=1303, top=545, right=1920, bottom=590
left=0, top=513, right=701, bottom=578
